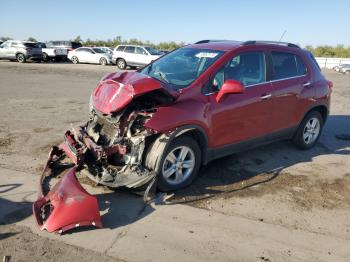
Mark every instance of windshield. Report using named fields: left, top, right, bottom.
left=140, top=48, right=224, bottom=90
left=145, top=46, right=162, bottom=55
left=92, top=48, right=105, bottom=53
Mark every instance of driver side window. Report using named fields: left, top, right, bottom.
left=212, top=51, right=266, bottom=91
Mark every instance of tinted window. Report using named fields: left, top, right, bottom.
left=24, top=42, right=39, bottom=48
left=117, top=46, right=125, bottom=51
left=307, top=51, right=321, bottom=71
left=296, top=56, right=307, bottom=75
left=213, top=51, right=266, bottom=90
left=125, top=46, right=135, bottom=53
left=271, top=52, right=307, bottom=80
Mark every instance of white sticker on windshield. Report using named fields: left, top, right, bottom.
left=195, top=52, right=219, bottom=58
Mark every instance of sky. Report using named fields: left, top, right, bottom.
left=0, top=0, right=349, bottom=47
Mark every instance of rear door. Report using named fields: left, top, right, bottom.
left=269, top=50, right=310, bottom=132
left=0, top=42, right=10, bottom=58
left=208, top=50, right=274, bottom=147
left=123, top=46, right=137, bottom=64
left=134, top=47, right=149, bottom=66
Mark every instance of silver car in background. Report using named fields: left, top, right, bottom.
left=0, top=40, right=42, bottom=63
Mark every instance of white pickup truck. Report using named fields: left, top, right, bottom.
left=37, top=42, right=68, bottom=62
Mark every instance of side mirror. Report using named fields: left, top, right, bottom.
left=216, top=80, right=244, bottom=103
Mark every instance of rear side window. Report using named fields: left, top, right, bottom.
left=271, top=51, right=307, bottom=80
left=307, top=51, right=321, bottom=71
left=116, top=46, right=125, bottom=51
left=125, top=46, right=135, bottom=53
left=296, top=56, right=307, bottom=75
left=24, top=43, right=38, bottom=48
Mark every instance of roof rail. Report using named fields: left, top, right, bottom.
left=242, top=40, right=300, bottom=48
left=194, top=40, right=230, bottom=44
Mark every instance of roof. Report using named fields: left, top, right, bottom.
left=187, top=40, right=301, bottom=51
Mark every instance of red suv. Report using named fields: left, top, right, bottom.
left=46, top=40, right=332, bottom=192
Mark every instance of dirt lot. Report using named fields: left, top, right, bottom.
left=0, top=61, right=349, bottom=261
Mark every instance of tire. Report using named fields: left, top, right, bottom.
left=99, top=57, right=107, bottom=66
left=16, top=53, right=26, bottom=63
left=42, top=53, right=49, bottom=62
left=145, top=136, right=201, bottom=191
left=116, top=58, right=126, bottom=69
left=71, top=56, right=79, bottom=64
left=292, top=111, right=323, bottom=150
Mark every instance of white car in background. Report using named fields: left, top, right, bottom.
left=68, top=47, right=113, bottom=65
left=37, top=42, right=68, bottom=62
left=112, top=45, right=162, bottom=69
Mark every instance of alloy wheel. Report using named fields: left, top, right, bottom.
left=162, top=146, right=195, bottom=185
left=303, top=117, right=320, bottom=144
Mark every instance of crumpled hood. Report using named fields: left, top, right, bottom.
left=91, top=71, right=178, bottom=114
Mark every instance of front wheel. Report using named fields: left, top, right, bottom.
left=292, top=111, right=323, bottom=150
left=145, top=136, right=201, bottom=191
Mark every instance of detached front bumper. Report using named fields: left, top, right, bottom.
left=33, top=167, right=102, bottom=233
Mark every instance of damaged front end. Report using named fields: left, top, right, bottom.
left=33, top=72, right=177, bottom=233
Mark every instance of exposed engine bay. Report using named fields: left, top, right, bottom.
left=33, top=72, right=178, bottom=233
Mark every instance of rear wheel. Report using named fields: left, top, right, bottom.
left=71, top=56, right=79, bottom=64
left=99, top=57, right=107, bottom=66
left=145, top=136, right=201, bottom=191
left=42, top=53, right=49, bottom=62
left=16, top=53, right=26, bottom=63
left=292, top=111, right=323, bottom=150
left=116, top=58, right=126, bottom=69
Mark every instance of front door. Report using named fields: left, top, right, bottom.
left=208, top=51, right=274, bottom=148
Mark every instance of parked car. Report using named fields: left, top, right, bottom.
left=44, top=40, right=332, bottom=194
left=339, top=64, right=350, bottom=74
left=37, top=42, right=68, bottom=62
left=47, top=41, right=82, bottom=51
left=67, top=47, right=113, bottom=65
left=112, top=44, right=162, bottom=69
left=0, top=40, right=42, bottom=63
left=34, top=40, right=333, bottom=233
left=342, top=66, right=350, bottom=75
left=333, top=64, right=350, bottom=72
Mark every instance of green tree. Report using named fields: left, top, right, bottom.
left=27, top=37, right=37, bottom=42
left=0, top=36, right=12, bottom=41
left=73, top=35, right=82, bottom=43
